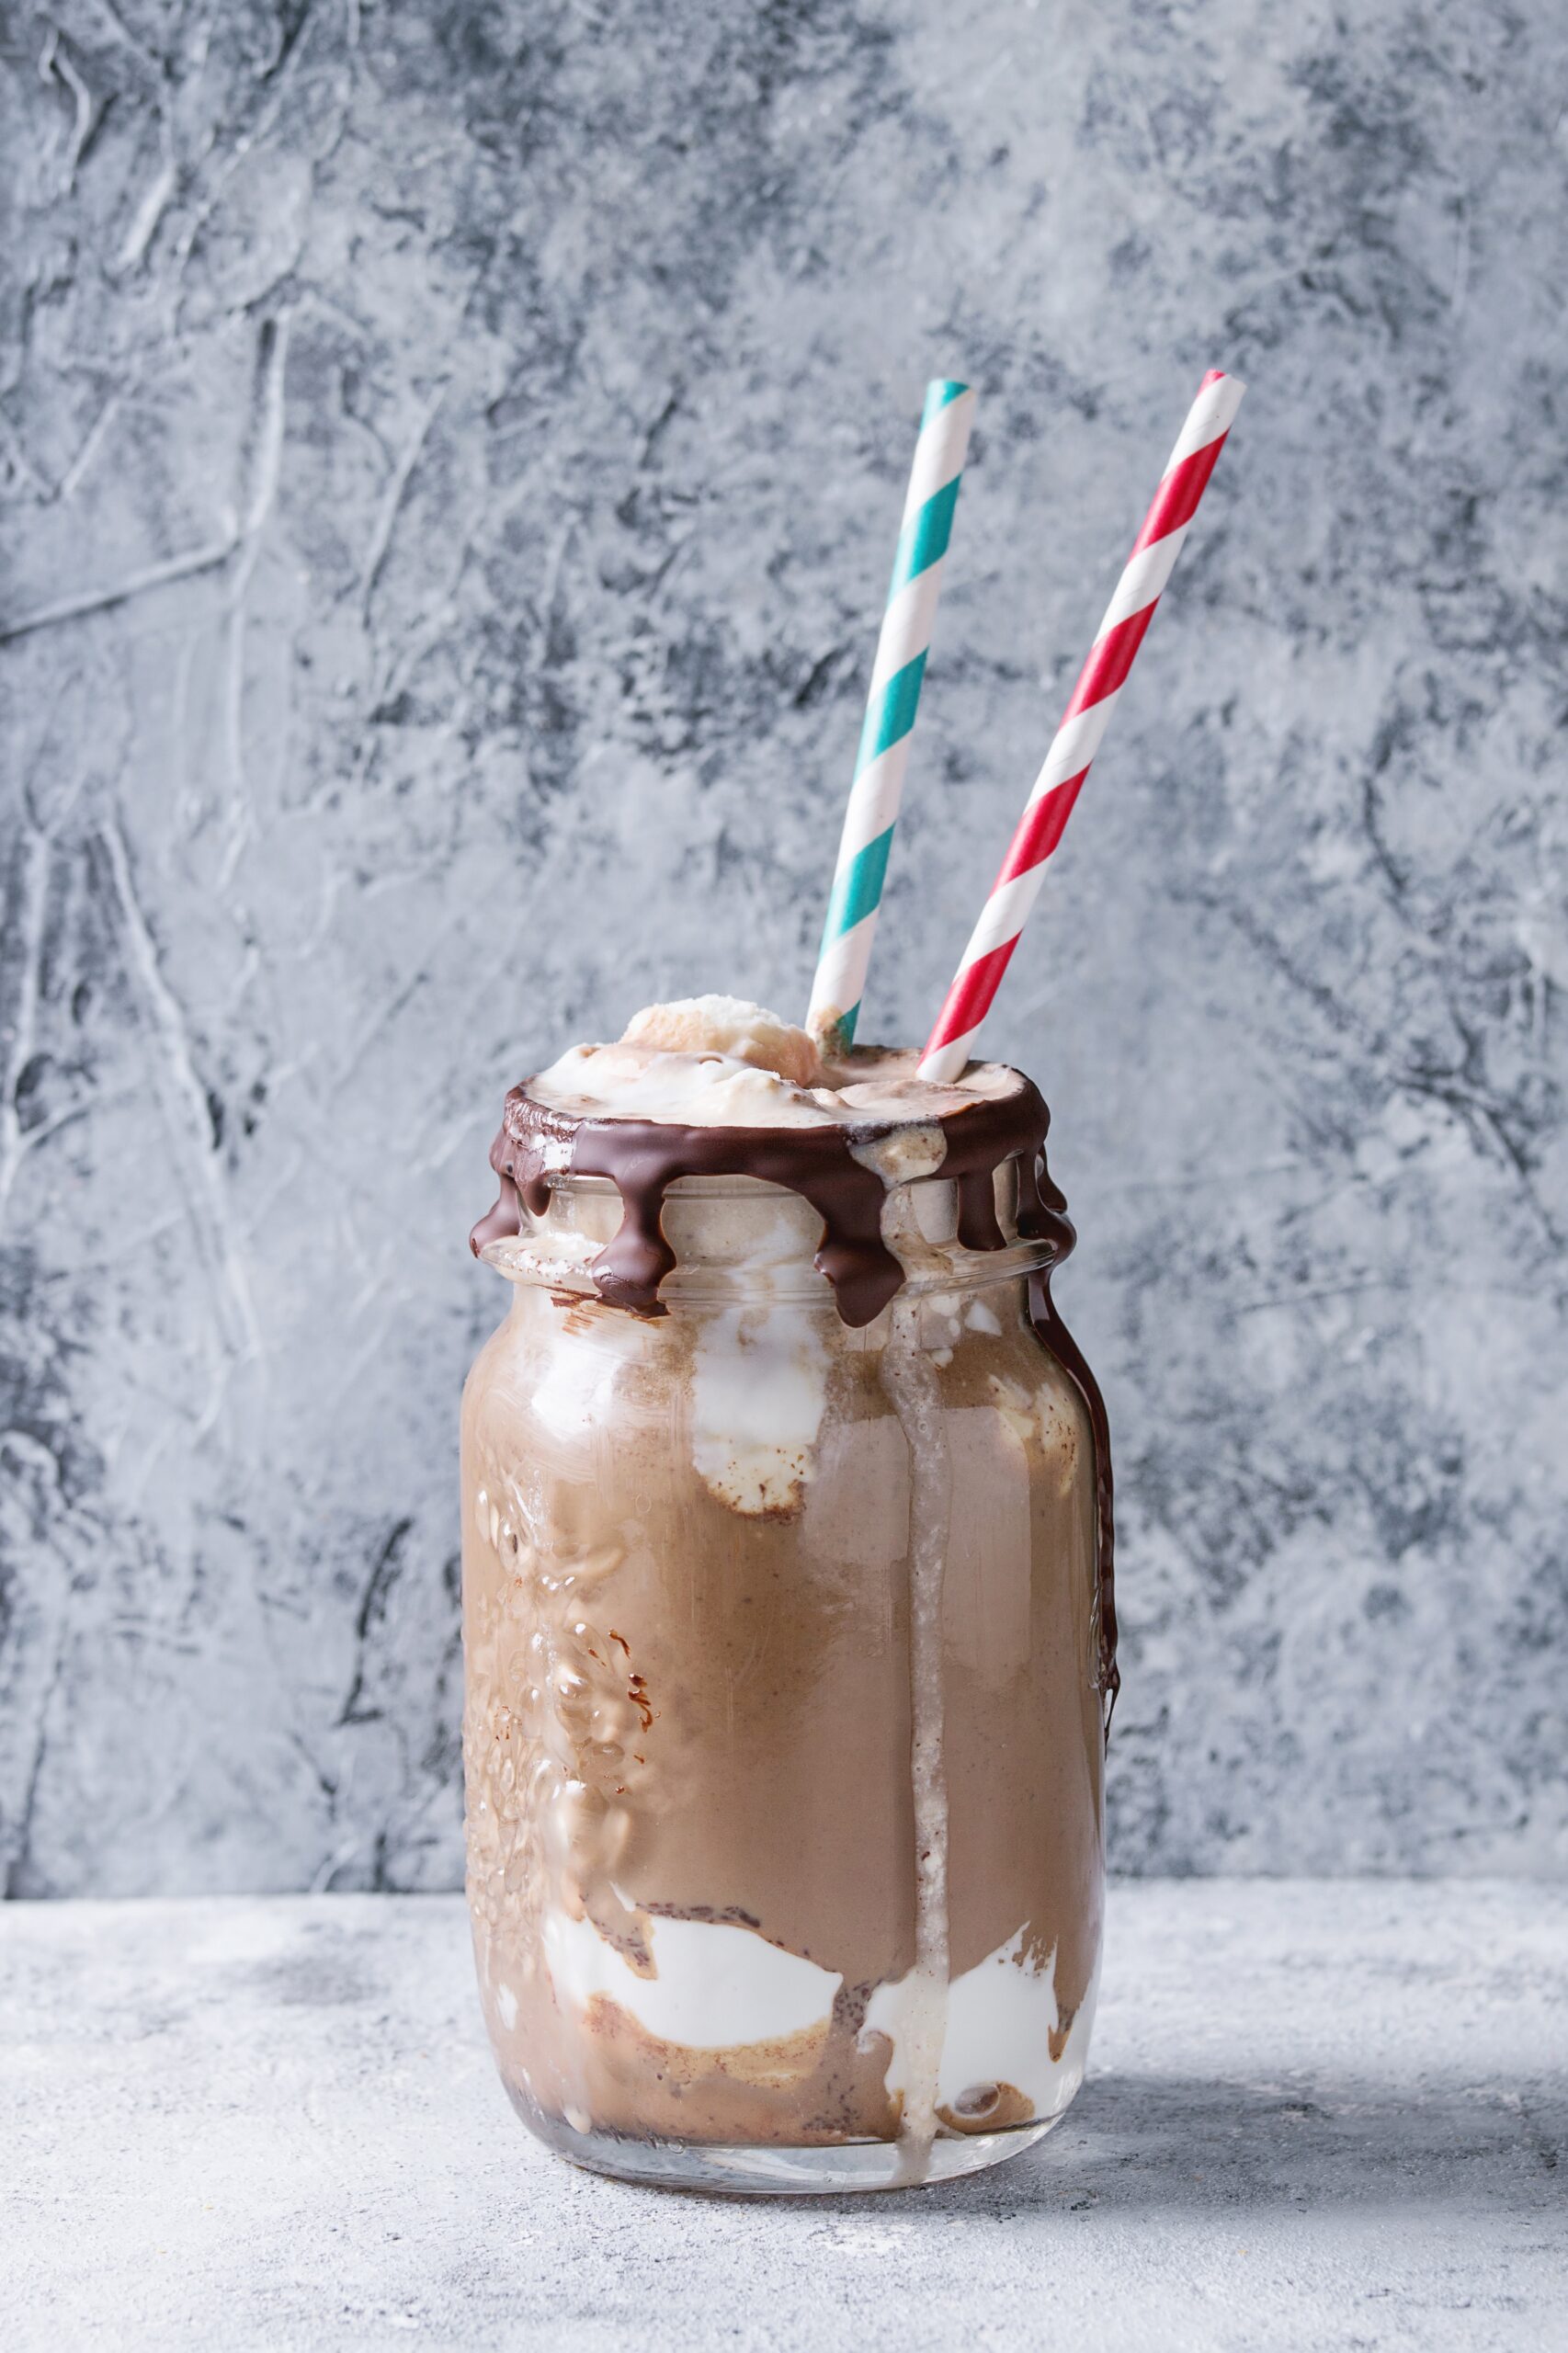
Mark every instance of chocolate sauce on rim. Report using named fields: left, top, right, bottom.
left=470, top=1069, right=1119, bottom=1726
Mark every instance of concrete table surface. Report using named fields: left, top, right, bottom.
left=3, top=1882, right=1564, bottom=2353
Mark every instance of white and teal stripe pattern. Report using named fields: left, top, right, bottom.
left=807, top=378, right=976, bottom=1047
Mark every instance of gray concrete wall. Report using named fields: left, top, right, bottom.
left=2, top=0, right=1563, bottom=1894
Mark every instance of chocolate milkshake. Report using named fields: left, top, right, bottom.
left=462, top=997, right=1114, bottom=2192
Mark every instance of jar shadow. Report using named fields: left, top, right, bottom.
left=900, top=2069, right=1563, bottom=2220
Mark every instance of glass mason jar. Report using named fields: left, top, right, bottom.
left=461, top=1151, right=1109, bottom=2194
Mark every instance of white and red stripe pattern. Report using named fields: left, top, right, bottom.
left=917, top=369, right=1246, bottom=1083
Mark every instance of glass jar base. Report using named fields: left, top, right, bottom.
left=524, top=2106, right=1064, bottom=2197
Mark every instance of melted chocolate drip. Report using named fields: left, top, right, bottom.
left=472, top=1090, right=907, bottom=1325
left=469, top=1074, right=1118, bottom=1728
left=1016, top=1149, right=1120, bottom=1733
left=468, top=1174, right=522, bottom=1257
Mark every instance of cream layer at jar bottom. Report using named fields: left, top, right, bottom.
left=528, top=1907, right=1096, bottom=2123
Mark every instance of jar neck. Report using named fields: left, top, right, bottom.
left=481, top=1169, right=1060, bottom=1310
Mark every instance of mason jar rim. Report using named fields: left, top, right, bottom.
left=540, top=1169, right=971, bottom=1199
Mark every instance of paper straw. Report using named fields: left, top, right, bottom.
left=807, top=378, right=977, bottom=1048
left=917, top=369, right=1246, bottom=1082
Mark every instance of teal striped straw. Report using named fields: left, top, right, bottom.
left=807, top=378, right=976, bottom=1047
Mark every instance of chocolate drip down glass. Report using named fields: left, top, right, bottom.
left=461, top=1067, right=1112, bottom=2193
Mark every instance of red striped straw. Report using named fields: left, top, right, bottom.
left=918, top=369, right=1246, bottom=1082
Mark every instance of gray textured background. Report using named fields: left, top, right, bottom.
left=1, top=0, right=1563, bottom=1898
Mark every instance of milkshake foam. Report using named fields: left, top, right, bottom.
left=528, top=994, right=1027, bottom=1129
